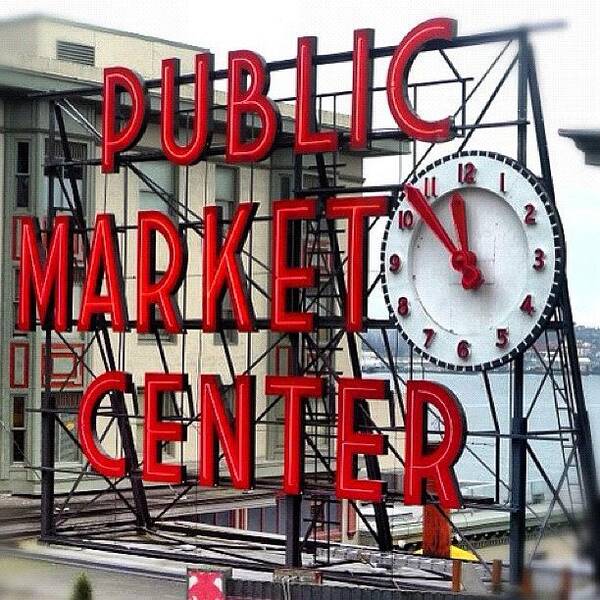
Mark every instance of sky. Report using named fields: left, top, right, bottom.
left=0, top=0, right=599, bottom=326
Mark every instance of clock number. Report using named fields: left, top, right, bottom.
left=423, top=328, right=435, bottom=348
left=397, top=296, right=409, bottom=317
left=533, top=248, right=545, bottom=271
left=524, top=203, right=536, bottom=225
left=458, top=162, right=476, bottom=184
left=520, top=294, right=535, bottom=316
left=423, top=177, right=437, bottom=198
left=398, top=210, right=414, bottom=230
left=500, top=172, right=506, bottom=193
left=457, top=340, right=470, bottom=359
left=496, top=328, right=509, bottom=349
left=389, top=254, right=402, bottom=272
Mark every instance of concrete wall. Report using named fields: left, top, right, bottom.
left=0, top=16, right=204, bottom=84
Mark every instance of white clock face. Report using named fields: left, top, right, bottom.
left=381, top=151, right=563, bottom=371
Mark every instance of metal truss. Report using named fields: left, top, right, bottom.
left=23, top=20, right=598, bottom=591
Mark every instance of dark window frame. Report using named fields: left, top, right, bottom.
left=15, top=140, right=30, bottom=208
left=136, top=157, right=178, bottom=218
left=11, top=394, right=27, bottom=464
left=53, top=391, right=83, bottom=464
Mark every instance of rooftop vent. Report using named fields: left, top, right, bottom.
left=56, top=41, right=95, bottom=66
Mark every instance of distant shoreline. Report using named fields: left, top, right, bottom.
left=363, top=368, right=599, bottom=376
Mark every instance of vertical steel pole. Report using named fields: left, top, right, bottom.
left=314, top=152, right=393, bottom=551
left=41, top=101, right=56, bottom=538
left=54, top=103, right=152, bottom=529
left=509, top=355, right=527, bottom=584
left=509, top=33, right=529, bottom=585
left=283, top=153, right=305, bottom=567
left=526, top=43, right=600, bottom=579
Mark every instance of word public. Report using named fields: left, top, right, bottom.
left=102, top=18, right=456, bottom=173
left=16, top=17, right=469, bottom=509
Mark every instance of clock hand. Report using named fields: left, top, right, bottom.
left=404, top=184, right=457, bottom=254
left=450, top=191, right=469, bottom=252
left=450, top=192, right=484, bottom=290
left=404, top=185, right=483, bottom=290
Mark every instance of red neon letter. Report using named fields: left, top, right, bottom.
left=78, top=214, right=128, bottom=332
left=102, top=66, right=148, bottom=173
left=295, top=37, right=339, bottom=154
left=17, top=215, right=73, bottom=331
left=202, top=202, right=257, bottom=332
left=199, top=375, right=256, bottom=489
left=137, top=211, right=186, bottom=334
left=161, top=53, right=213, bottom=165
left=350, top=29, right=374, bottom=150
left=265, top=375, right=323, bottom=495
left=404, top=380, right=466, bottom=510
left=336, top=378, right=388, bottom=502
left=271, top=199, right=317, bottom=332
left=78, top=371, right=132, bottom=478
left=386, top=19, right=457, bottom=142
left=226, top=50, right=280, bottom=163
left=143, top=372, right=187, bottom=484
left=326, top=196, right=388, bottom=332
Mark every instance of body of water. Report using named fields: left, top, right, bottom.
left=377, top=372, right=600, bottom=496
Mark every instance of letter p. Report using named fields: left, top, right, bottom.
left=102, top=67, right=148, bottom=173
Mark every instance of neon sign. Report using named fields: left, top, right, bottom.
left=17, top=18, right=467, bottom=510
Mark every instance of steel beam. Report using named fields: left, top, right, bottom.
left=508, top=34, right=529, bottom=585
left=509, top=354, right=527, bottom=585
left=40, top=102, right=56, bottom=539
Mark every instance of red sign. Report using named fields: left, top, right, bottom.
left=16, top=17, right=468, bottom=511
left=187, top=570, right=226, bottom=600
left=100, top=18, right=457, bottom=174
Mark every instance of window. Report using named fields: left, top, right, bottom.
left=43, top=140, right=86, bottom=213
left=216, top=166, right=237, bottom=206
left=72, top=267, right=85, bottom=323
left=267, top=345, right=291, bottom=457
left=54, top=392, right=82, bottom=463
left=138, top=161, right=175, bottom=214
left=12, top=268, right=26, bottom=337
left=11, top=395, right=26, bottom=463
left=310, top=498, right=326, bottom=532
left=137, top=272, right=177, bottom=344
left=300, top=173, right=334, bottom=455
left=160, top=391, right=180, bottom=459
left=280, top=174, right=291, bottom=199
left=214, top=166, right=239, bottom=345
left=136, top=389, right=179, bottom=459
left=215, top=167, right=237, bottom=235
left=213, top=304, right=239, bottom=346
left=16, top=141, right=30, bottom=208
left=136, top=163, right=177, bottom=341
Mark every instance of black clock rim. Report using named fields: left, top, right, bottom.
left=380, top=149, right=565, bottom=373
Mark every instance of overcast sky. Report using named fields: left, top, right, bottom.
left=1, top=0, right=599, bottom=325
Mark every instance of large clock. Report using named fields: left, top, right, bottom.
left=381, top=150, right=564, bottom=371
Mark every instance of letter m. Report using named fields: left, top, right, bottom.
left=17, top=215, right=73, bottom=331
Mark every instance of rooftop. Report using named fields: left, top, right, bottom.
left=0, top=13, right=207, bottom=53
left=0, top=12, right=207, bottom=93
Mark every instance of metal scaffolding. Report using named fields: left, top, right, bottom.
left=25, top=21, right=598, bottom=590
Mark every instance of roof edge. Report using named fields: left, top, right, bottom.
left=0, top=12, right=209, bottom=53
